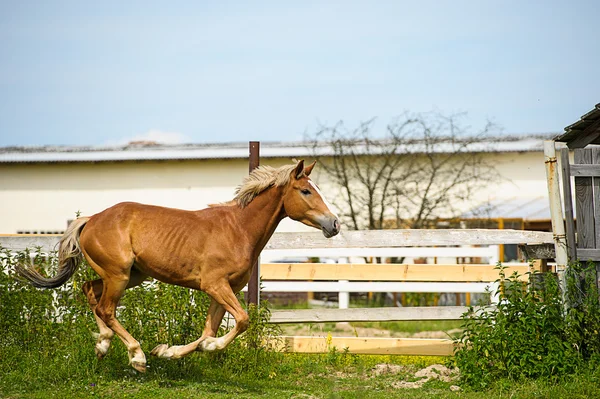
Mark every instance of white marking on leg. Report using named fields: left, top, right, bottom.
left=131, top=351, right=146, bottom=364
left=150, top=344, right=169, bottom=357
left=200, top=337, right=227, bottom=352
left=160, top=345, right=184, bottom=359
left=214, top=337, right=227, bottom=350
left=96, top=339, right=111, bottom=355
left=200, top=338, right=218, bottom=351
left=309, top=180, right=339, bottom=218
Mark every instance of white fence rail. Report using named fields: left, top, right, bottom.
left=264, top=229, right=553, bottom=248
left=0, top=229, right=553, bottom=252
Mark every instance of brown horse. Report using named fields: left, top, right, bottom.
left=16, top=160, right=340, bottom=372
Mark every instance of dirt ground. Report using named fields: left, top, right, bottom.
left=375, top=363, right=461, bottom=390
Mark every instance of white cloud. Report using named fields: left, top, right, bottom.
left=108, top=129, right=191, bottom=146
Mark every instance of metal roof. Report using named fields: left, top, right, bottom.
left=462, top=197, right=551, bottom=220
left=0, top=134, right=554, bottom=164
left=555, top=103, right=600, bottom=148
left=0, top=142, right=312, bottom=163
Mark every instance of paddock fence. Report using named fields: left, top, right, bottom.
left=255, top=229, right=554, bottom=356
left=0, top=229, right=555, bottom=356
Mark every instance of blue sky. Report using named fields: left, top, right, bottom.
left=0, top=1, right=598, bottom=147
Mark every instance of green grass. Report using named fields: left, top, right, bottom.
left=3, top=254, right=600, bottom=398
left=2, top=308, right=599, bottom=399
left=2, top=351, right=600, bottom=399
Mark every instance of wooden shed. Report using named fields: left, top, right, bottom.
left=547, top=103, right=600, bottom=267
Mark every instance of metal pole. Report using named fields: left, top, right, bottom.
left=247, top=141, right=260, bottom=306
left=543, top=140, right=568, bottom=307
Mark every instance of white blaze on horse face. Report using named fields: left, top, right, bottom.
left=309, top=180, right=339, bottom=218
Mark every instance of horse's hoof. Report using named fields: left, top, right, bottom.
left=150, top=344, right=168, bottom=357
left=95, top=349, right=106, bottom=360
left=95, top=340, right=110, bottom=359
left=131, top=361, right=147, bottom=373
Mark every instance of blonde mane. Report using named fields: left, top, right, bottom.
left=233, top=163, right=303, bottom=208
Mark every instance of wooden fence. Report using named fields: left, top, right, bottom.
left=257, top=229, right=552, bottom=356
left=0, top=229, right=554, bottom=356
left=258, top=245, right=501, bottom=309
left=560, top=147, right=600, bottom=262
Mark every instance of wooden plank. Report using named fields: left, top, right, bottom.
left=260, top=263, right=530, bottom=282
left=575, top=149, right=595, bottom=249
left=265, top=229, right=554, bottom=250
left=594, top=148, right=600, bottom=250
left=570, top=164, right=600, bottom=177
left=269, top=305, right=488, bottom=323
left=277, top=336, right=456, bottom=356
left=559, top=148, right=577, bottom=261
left=257, top=281, right=494, bottom=293
left=518, top=243, right=555, bottom=260
left=262, top=246, right=498, bottom=260
left=530, top=259, right=549, bottom=273
left=593, top=148, right=600, bottom=281
left=576, top=249, right=600, bottom=261
left=0, top=230, right=555, bottom=253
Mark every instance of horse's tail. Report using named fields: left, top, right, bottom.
left=15, top=217, right=90, bottom=289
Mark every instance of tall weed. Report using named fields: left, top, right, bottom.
left=454, top=262, right=600, bottom=389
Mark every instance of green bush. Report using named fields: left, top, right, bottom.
left=0, top=247, right=281, bottom=390
left=454, top=262, right=600, bottom=389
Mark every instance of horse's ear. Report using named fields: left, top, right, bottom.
left=304, top=160, right=317, bottom=177
left=293, top=160, right=305, bottom=179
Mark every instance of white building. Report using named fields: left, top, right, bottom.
left=0, top=135, right=554, bottom=234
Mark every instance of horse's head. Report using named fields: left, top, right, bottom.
left=283, top=160, right=341, bottom=238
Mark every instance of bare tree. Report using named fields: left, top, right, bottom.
left=306, top=112, right=501, bottom=230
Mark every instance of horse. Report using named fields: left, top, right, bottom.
left=15, top=160, right=340, bottom=372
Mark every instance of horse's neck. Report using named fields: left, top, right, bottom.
left=239, top=186, right=286, bottom=254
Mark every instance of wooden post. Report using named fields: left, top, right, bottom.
left=544, top=140, right=568, bottom=307
left=247, top=141, right=260, bottom=306
left=559, top=148, right=577, bottom=261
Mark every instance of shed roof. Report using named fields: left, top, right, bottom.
left=554, top=103, right=600, bottom=148
left=0, top=134, right=554, bottom=164
left=462, top=197, right=551, bottom=221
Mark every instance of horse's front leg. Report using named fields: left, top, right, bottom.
left=150, top=297, right=226, bottom=359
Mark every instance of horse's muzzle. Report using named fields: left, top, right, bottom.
left=321, top=216, right=341, bottom=238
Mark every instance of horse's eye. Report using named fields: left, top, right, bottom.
left=301, top=189, right=311, bottom=195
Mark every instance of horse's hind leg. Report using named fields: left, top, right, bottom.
left=82, top=279, right=113, bottom=359
left=82, top=269, right=147, bottom=360
left=95, top=275, right=147, bottom=372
